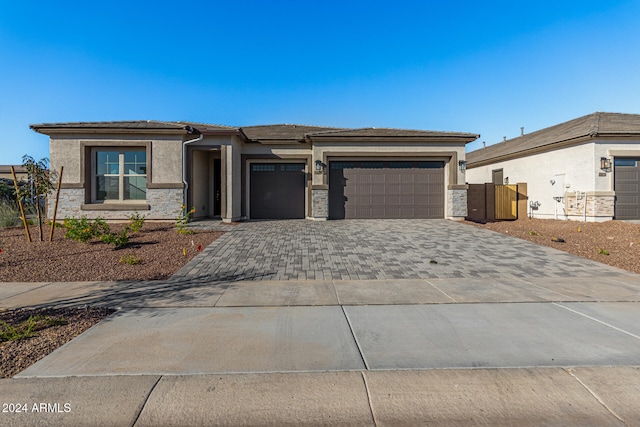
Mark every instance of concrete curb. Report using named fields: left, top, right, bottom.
left=1, top=368, right=639, bottom=426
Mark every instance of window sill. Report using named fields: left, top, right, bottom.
left=81, top=203, right=150, bottom=211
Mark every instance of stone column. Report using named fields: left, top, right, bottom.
left=311, top=185, right=328, bottom=220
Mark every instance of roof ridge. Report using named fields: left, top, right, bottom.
left=176, top=121, right=238, bottom=129
left=590, top=112, right=601, bottom=136
left=241, top=123, right=345, bottom=129
left=306, top=127, right=369, bottom=136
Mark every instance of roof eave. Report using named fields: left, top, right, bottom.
left=308, top=135, right=479, bottom=144
left=30, top=125, right=191, bottom=137
left=467, top=135, right=593, bottom=168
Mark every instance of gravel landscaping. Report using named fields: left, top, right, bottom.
left=0, top=222, right=223, bottom=282
left=1, top=218, right=639, bottom=378
left=0, top=221, right=222, bottom=377
left=467, top=218, right=640, bottom=275
left=1, top=307, right=114, bottom=378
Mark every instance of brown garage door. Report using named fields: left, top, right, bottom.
left=250, top=163, right=305, bottom=219
left=328, top=161, right=444, bottom=219
left=614, top=158, right=640, bottom=220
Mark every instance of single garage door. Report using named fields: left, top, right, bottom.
left=329, top=160, right=444, bottom=219
left=614, top=157, right=640, bottom=219
left=250, top=163, right=305, bottom=219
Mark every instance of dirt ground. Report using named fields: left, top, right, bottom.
left=466, top=218, right=640, bottom=274
left=0, top=221, right=223, bottom=377
left=0, top=222, right=222, bottom=282
left=2, top=218, right=639, bottom=378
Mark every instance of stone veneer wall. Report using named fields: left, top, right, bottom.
left=447, top=188, right=467, bottom=219
left=48, top=188, right=183, bottom=220
left=311, top=187, right=328, bottom=220
left=48, top=188, right=84, bottom=220
left=564, top=192, right=615, bottom=221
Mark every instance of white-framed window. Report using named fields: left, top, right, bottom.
left=93, top=149, right=147, bottom=202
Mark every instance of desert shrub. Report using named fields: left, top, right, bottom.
left=100, top=228, right=130, bottom=248
left=176, top=205, right=195, bottom=235
left=0, top=315, right=67, bottom=342
left=63, top=217, right=110, bottom=243
left=119, top=254, right=141, bottom=265
left=0, top=200, right=20, bottom=228
left=128, top=212, right=145, bottom=232
left=0, top=178, right=17, bottom=202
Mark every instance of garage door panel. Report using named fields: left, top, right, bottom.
left=250, top=163, right=305, bottom=219
left=371, top=184, right=386, bottom=195
left=387, top=195, right=401, bottom=205
left=328, top=160, right=444, bottom=219
left=614, top=158, right=640, bottom=220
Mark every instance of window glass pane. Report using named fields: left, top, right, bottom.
left=124, top=176, right=147, bottom=200
left=359, top=162, right=384, bottom=169
left=417, top=161, right=444, bottom=169
left=124, top=151, right=147, bottom=175
left=331, top=162, right=355, bottom=169
left=252, top=164, right=276, bottom=172
left=615, top=158, right=638, bottom=167
left=96, top=151, right=120, bottom=175
left=280, top=164, right=304, bottom=172
left=96, top=176, right=119, bottom=200
left=389, top=162, right=413, bottom=169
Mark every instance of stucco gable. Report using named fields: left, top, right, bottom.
left=467, top=112, right=640, bottom=166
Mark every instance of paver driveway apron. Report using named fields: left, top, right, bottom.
left=172, top=219, right=633, bottom=282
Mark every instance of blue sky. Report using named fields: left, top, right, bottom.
left=1, top=0, right=640, bottom=164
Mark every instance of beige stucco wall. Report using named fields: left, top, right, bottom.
left=48, top=133, right=184, bottom=186
left=45, top=130, right=472, bottom=221
left=311, top=142, right=466, bottom=186
left=46, top=132, right=185, bottom=220
left=596, top=138, right=640, bottom=192
left=312, top=142, right=468, bottom=219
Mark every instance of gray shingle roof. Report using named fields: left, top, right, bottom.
left=240, top=124, right=346, bottom=142
left=467, top=112, right=640, bottom=166
left=30, top=120, right=479, bottom=143
left=308, top=127, right=479, bottom=139
left=30, top=120, right=236, bottom=134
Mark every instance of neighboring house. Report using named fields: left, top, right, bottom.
left=0, top=165, right=28, bottom=181
left=30, top=121, right=478, bottom=222
left=466, top=112, right=640, bottom=222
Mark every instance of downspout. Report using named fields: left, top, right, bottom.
left=182, top=128, right=204, bottom=207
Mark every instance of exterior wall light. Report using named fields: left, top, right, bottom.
left=458, top=160, right=467, bottom=172
left=600, top=157, right=612, bottom=171
left=315, top=160, right=327, bottom=174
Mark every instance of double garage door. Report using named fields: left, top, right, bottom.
left=328, top=160, right=445, bottom=219
left=249, top=160, right=446, bottom=220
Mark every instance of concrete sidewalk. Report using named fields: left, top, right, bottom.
left=2, top=276, right=640, bottom=425
left=2, top=367, right=639, bottom=426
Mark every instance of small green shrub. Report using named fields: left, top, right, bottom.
left=176, top=205, right=195, bottom=235
left=0, top=315, right=67, bottom=342
left=598, top=248, right=610, bottom=256
left=119, top=254, right=141, bottom=265
left=100, top=228, right=130, bottom=248
left=0, top=200, right=20, bottom=228
left=63, top=217, right=110, bottom=243
left=128, top=211, right=145, bottom=232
